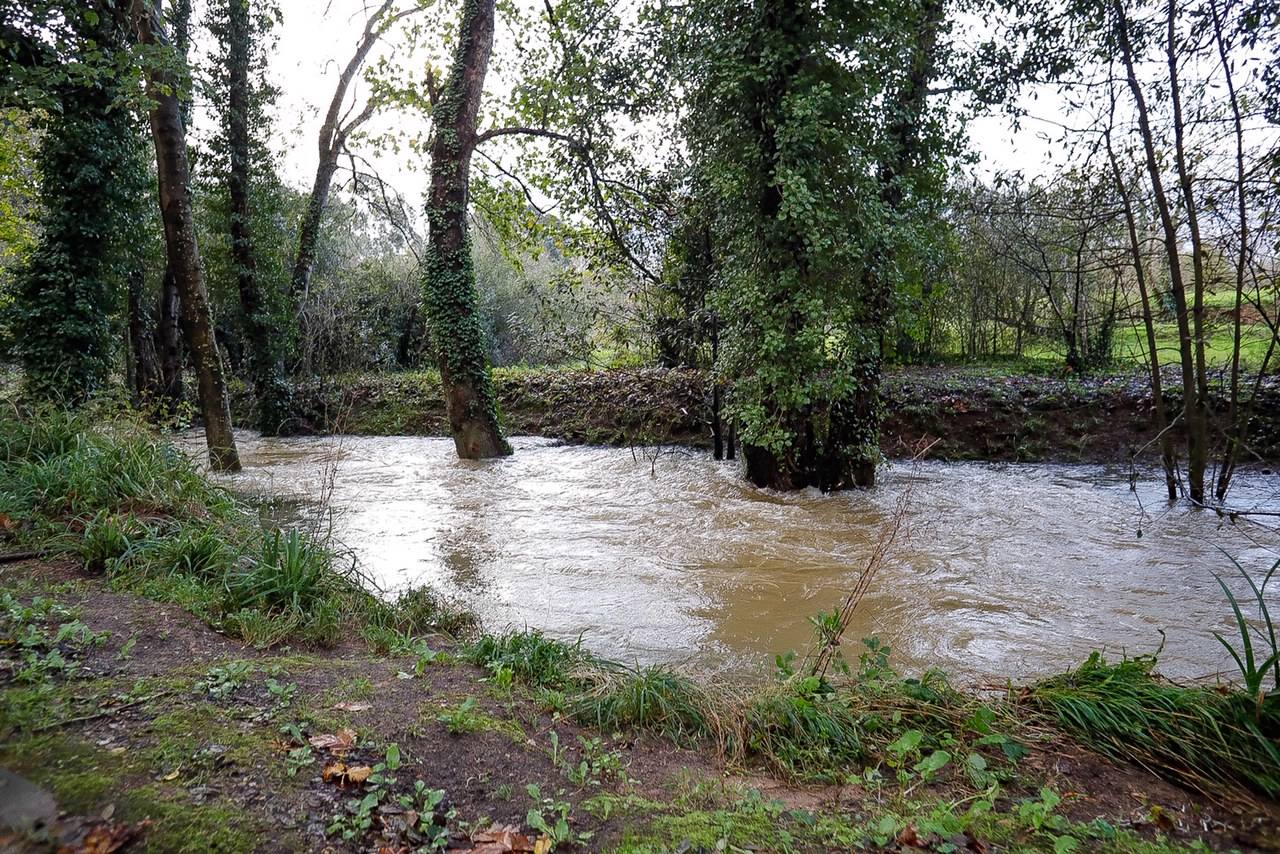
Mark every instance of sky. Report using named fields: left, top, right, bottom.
left=234, top=0, right=1071, bottom=213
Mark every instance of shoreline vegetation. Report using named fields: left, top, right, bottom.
left=247, top=365, right=1280, bottom=466
left=1, top=407, right=1278, bottom=852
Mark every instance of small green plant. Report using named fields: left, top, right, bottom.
left=285, top=745, right=314, bottom=777
left=565, top=736, right=627, bottom=787
left=526, top=784, right=591, bottom=849
left=397, top=780, right=452, bottom=850
left=437, top=697, right=484, bottom=734
left=1211, top=552, right=1279, bottom=715
left=465, top=630, right=586, bottom=689
left=198, top=660, right=253, bottom=700
left=265, top=677, right=298, bottom=712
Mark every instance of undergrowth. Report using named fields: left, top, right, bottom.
left=0, top=406, right=470, bottom=648
left=1027, top=652, right=1280, bottom=800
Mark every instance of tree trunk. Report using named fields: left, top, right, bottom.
left=227, top=0, right=290, bottom=436
left=1106, top=120, right=1177, bottom=499
left=135, top=0, right=240, bottom=472
left=126, top=268, right=162, bottom=406
left=847, top=0, right=944, bottom=487
left=157, top=269, right=184, bottom=416
left=1209, top=0, right=1247, bottom=501
left=1164, top=0, right=1210, bottom=503
left=1114, top=0, right=1204, bottom=503
left=291, top=160, right=337, bottom=299
left=421, top=0, right=510, bottom=460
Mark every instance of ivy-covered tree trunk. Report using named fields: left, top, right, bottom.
left=846, top=0, right=944, bottom=488
left=155, top=0, right=193, bottom=420
left=12, top=7, right=142, bottom=404
left=226, top=0, right=291, bottom=436
left=136, top=0, right=241, bottom=472
left=127, top=269, right=162, bottom=405
left=157, top=270, right=185, bottom=417
left=421, top=0, right=511, bottom=460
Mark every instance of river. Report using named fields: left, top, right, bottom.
left=190, top=432, right=1280, bottom=685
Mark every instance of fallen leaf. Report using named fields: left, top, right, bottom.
left=345, top=765, right=373, bottom=784
left=534, top=835, right=552, bottom=854
left=332, top=701, right=372, bottom=712
left=897, top=824, right=921, bottom=847
left=322, top=762, right=347, bottom=783
left=58, top=820, right=153, bottom=854
left=308, top=728, right=357, bottom=753
left=161, top=770, right=179, bottom=781
left=471, top=824, right=535, bottom=854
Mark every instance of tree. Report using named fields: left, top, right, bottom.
left=210, top=0, right=291, bottom=434
left=291, top=0, right=417, bottom=302
left=680, top=0, right=954, bottom=490
left=7, top=3, right=148, bottom=403
left=421, top=0, right=510, bottom=459
left=134, top=0, right=240, bottom=471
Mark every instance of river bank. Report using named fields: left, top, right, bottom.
left=3, top=559, right=1277, bottom=853
left=3, top=411, right=1278, bottom=852
left=258, top=366, right=1280, bottom=464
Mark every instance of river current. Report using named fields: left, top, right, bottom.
left=188, top=432, right=1280, bottom=684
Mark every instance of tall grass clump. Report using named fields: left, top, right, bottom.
left=1211, top=551, right=1279, bottom=717
left=0, top=405, right=375, bottom=646
left=1028, top=653, right=1280, bottom=800
left=570, top=663, right=716, bottom=744
left=464, top=628, right=591, bottom=689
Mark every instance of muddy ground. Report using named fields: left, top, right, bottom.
left=3, top=560, right=1278, bottom=853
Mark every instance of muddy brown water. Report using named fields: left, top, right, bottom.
left=186, top=432, right=1280, bottom=685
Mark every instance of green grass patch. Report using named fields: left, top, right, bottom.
left=1027, top=653, right=1280, bottom=799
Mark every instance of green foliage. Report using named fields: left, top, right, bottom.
left=1210, top=552, right=1279, bottom=712
left=464, top=629, right=588, bottom=689
left=572, top=664, right=714, bottom=744
left=8, top=7, right=149, bottom=403
left=675, top=0, right=955, bottom=486
left=1028, top=652, right=1280, bottom=799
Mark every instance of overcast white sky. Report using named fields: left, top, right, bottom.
left=229, top=0, right=1068, bottom=211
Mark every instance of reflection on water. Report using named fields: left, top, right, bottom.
left=185, top=432, right=1280, bottom=683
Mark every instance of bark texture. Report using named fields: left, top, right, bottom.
left=421, top=0, right=511, bottom=460
left=227, top=0, right=290, bottom=435
left=135, top=0, right=240, bottom=471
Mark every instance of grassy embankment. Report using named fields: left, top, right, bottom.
left=1, top=407, right=1278, bottom=852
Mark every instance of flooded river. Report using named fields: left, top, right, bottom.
left=193, top=433, right=1280, bottom=684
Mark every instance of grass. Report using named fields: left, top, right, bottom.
left=0, top=405, right=470, bottom=648
left=1027, top=652, right=1280, bottom=800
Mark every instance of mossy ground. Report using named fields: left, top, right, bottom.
left=2, top=561, right=1274, bottom=853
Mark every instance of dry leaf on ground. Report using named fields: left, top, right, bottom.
left=308, top=728, right=357, bottom=753
left=58, top=820, right=153, bottom=854
left=332, top=701, right=372, bottom=712
left=471, top=823, right=535, bottom=853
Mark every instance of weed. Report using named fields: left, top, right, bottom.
left=198, top=661, right=253, bottom=700
left=437, top=697, right=484, bottom=734
left=1028, top=652, right=1280, bottom=798
left=465, top=629, right=587, bottom=689
left=572, top=663, right=713, bottom=743
left=1211, top=552, right=1279, bottom=715
left=526, top=783, right=592, bottom=849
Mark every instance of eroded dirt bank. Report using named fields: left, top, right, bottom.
left=254, top=367, right=1280, bottom=464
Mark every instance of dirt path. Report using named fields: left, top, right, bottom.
left=2, top=560, right=1275, bottom=853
